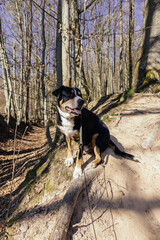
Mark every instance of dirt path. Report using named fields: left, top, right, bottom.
left=67, top=94, right=160, bottom=240
left=1, top=93, right=160, bottom=240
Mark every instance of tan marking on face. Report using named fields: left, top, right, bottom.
left=59, top=99, right=65, bottom=112
left=63, top=99, right=75, bottom=108
left=59, top=98, right=75, bottom=113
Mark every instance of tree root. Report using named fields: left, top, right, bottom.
left=49, top=165, right=104, bottom=240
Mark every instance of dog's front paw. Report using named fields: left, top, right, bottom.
left=73, top=167, right=82, bottom=179
left=64, top=157, right=74, bottom=167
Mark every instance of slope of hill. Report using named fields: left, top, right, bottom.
left=1, top=93, right=160, bottom=240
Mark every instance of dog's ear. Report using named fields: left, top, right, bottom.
left=52, top=85, right=64, bottom=98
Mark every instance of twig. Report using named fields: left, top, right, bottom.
left=115, top=113, right=122, bottom=127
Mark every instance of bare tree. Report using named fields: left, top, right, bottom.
left=119, top=0, right=123, bottom=91
left=112, top=0, right=117, bottom=92
left=24, top=0, right=33, bottom=123
left=41, top=0, right=52, bottom=148
left=93, top=1, right=102, bottom=97
left=129, top=0, right=135, bottom=89
left=56, top=0, right=62, bottom=88
left=15, top=0, right=24, bottom=124
left=106, top=0, right=112, bottom=95
left=0, top=18, right=13, bottom=124
left=62, top=0, right=70, bottom=86
left=70, top=0, right=80, bottom=86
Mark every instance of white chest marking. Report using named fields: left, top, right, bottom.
left=60, top=117, right=78, bottom=137
left=57, top=107, right=78, bottom=137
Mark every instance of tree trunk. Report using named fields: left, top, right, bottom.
left=41, top=0, right=52, bottom=148
left=129, top=0, right=135, bottom=89
left=70, top=0, right=80, bottom=86
left=119, top=0, right=123, bottom=91
left=56, top=0, right=62, bottom=88
left=13, top=45, right=19, bottom=118
left=106, top=0, right=112, bottom=95
left=24, top=0, right=33, bottom=124
left=16, top=0, right=24, bottom=125
left=0, top=19, right=12, bottom=124
left=134, top=0, right=160, bottom=90
left=113, top=0, right=117, bottom=92
left=62, top=0, right=70, bottom=86
left=94, top=2, right=101, bottom=97
left=124, top=31, right=129, bottom=88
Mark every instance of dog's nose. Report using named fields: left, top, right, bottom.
left=78, top=98, right=84, bottom=107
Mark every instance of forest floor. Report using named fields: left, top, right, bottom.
left=1, top=92, right=160, bottom=240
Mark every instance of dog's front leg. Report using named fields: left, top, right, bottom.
left=64, top=136, right=74, bottom=167
left=73, top=145, right=83, bottom=178
left=91, top=133, right=102, bottom=167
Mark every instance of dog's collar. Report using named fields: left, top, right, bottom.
left=57, top=106, right=76, bottom=120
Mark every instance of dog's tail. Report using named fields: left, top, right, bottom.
left=109, top=139, right=139, bottom=162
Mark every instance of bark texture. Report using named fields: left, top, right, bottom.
left=135, top=0, right=160, bottom=89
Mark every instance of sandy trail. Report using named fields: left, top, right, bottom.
left=67, top=94, right=160, bottom=240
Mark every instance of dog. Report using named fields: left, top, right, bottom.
left=53, top=85, right=137, bottom=178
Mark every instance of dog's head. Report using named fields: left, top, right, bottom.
left=52, top=86, right=84, bottom=116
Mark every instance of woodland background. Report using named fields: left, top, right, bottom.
left=0, top=0, right=149, bottom=128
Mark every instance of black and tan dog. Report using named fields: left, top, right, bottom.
left=53, top=85, right=137, bottom=178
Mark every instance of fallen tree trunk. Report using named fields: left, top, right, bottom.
left=49, top=165, right=104, bottom=240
